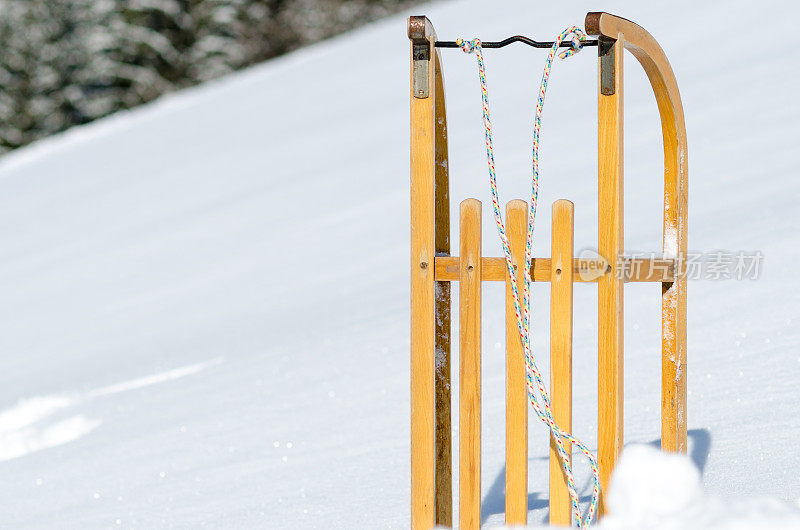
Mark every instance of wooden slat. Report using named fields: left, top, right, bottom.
left=504, top=200, right=528, bottom=525
left=549, top=200, right=574, bottom=526
left=596, top=34, right=625, bottom=514
left=409, top=16, right=437, bottom=530
left=437, top=257, right=551, bottom=282
left=459, top=199, right=482, bottom=530
left=586, top=11, right=688, bottom=457
left=432, top=47, right=452, bottom=528
left=434, top=257, right=674, bottom=283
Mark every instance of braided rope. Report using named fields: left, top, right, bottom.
left=456, top=27, right=600, bottom=526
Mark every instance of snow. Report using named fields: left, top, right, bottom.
left=604, top=445, right=704, bottom=526
left=0, top=0, right=799, bottom=527
left=596, top=446, right=800, bottom=529
left=496, top=446, right=800, bottom=529
left=0, top=358, right=221, bottom=464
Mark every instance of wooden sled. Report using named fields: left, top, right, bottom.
left=408, top=11, right=688, bottom=529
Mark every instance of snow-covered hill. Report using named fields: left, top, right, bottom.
left=0, top=0, right=799, bottom=527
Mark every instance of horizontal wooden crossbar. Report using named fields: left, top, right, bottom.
left=434, top=257, right=675, bottom=283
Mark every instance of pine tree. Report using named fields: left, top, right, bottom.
left=0, top=0, right=415, bottom=154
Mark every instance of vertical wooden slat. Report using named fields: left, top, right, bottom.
left=410, top=21, right=437, bottom=530
left=433, top=48, right=453, bottom=528
left=505, top=200, right=528, bottom=525
left=662, top=212, right=688, bottom=452
left=597, top=35, right=624, bottom=513
left=459, top=199, right=482, bottom=530
left=660, top=77, right=686, bottom=453
left=549, top=200, right=574, bottom=526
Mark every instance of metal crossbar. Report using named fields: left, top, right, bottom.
left=435, top=36, right=599, bottom=49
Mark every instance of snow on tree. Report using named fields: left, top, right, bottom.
left=0, top=0, right=414, bottom=153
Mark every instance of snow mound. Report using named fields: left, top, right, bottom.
left=600, top=446, right=800, bottom=530
left=605, top=445, right=703, bottom=526
left=494, top=446, right=800, bottom=529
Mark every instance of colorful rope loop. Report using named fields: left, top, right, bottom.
left=455, top=37, right=480, bottom=54
left=458, top=26, right=600, bottom=527
left=558, top=28, right=586, bottom=59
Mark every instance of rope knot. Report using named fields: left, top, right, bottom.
left=557, top=27, right=586, bottom=59
left=456, top=38, right=481, bottom=54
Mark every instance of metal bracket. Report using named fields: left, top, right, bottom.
left=599, top=36, right=616, bottom=96
left=412, top=42, right=431, bottom=98
left=408, top=16, right=433, bottom=99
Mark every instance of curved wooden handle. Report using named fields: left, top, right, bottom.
left=585, top=11, right=686, bottom=149
left=586, top=11, right=688, bottom=456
